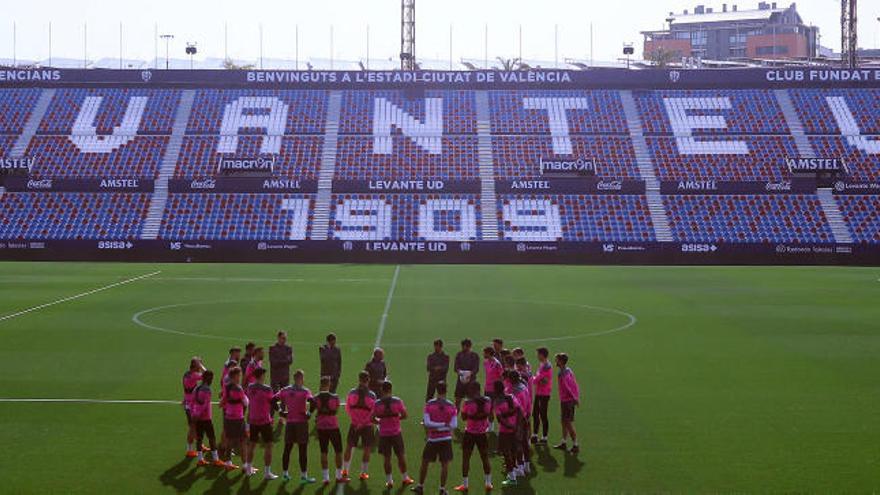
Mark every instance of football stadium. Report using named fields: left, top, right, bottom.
left=1, top=0, right=879, bottom=493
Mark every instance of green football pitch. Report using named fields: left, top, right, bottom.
left=0, top=262, right=877, bottom=494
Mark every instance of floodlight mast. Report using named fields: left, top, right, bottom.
left=841, top=0, right=857, bottom=68
left=401, top=0, right=416, bottom=70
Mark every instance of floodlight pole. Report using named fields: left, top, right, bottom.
left=400, top=0, right=416, bottom=70
left=160, top=34, right=174, bottom=70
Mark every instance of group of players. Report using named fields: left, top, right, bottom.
left=181, top=332, right=581, bottom=493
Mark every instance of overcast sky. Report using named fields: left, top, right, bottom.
left=2, top=0, right=879, bottom=66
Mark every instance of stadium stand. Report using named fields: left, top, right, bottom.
left=488, top=90, right=628, bottom=135
left=1, top=78, right=877, bottom=258
left=26, top=135, right=169, bottom=179
left=634, top=90, right=789, bottom=135
left=37, top=88, right=179, bottom=135
left=160, top=194, right=315, bottom=240
left=328, top=194, right=483, bottom=241
left=789, top=89, right=880, bottom=136
left=647, top=136, right=798, bottom=181
left=0, top=192, right=149, bottom=239
left=837, top=195, right=880, bottom=243
left=0, top=88, right=40, bottom=134
left=492, top=135, right=638, bottom=179
left=498, top=195, right=655, bottom=241
left=340, top=90, right=476, bottom=135
left=664, top=195, right=833, bottom=243
left=186, top=90, right=328, bottom=135
left=174, top=136, right=323, bottom=179
left=335, top=136, right=479, bottom=180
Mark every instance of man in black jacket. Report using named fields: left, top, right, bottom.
left=425, top=339, right=449, bottom=402
left=269, top=331, right=293, bottom=420
left=319, top=333, right=342, bottom=393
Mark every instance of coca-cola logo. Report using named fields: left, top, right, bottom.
left=596, top=180, right=623, bottom=191
left=190, top=179, right=216, bottom=190
left=26, top=179, right=53, bottom=190
left=765, top=180, right=792, bottom=192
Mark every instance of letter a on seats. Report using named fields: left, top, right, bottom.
left=373, top=98, right=443, bottom=155
left=69, top=96, right=148, bottom=153
left=217, top=97, right=289, bottom=154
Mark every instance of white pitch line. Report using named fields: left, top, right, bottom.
left=374, top=265, right=401, bottom=349
left=0, top=398, right=180, bottom=404
left=0, top=271, right=161, bottom=323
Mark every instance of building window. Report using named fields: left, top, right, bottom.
left=691, top=31, right=707, bottom=47
left=756, top=45, right=789, bottom=55
left=729, top=33, right=747, bottom=45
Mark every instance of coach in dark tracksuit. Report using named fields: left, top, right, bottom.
left=425, top=339, right=450, bottom=402
left=364, top=348, right=387, bottom=396
left=319, top=333, right=342, bottom=393
left=269, top=331, right=293, bottom=417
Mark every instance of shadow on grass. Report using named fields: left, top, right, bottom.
left=158, top=457, right=203, bottom=492
left=563, top=451, right=585, bottom=478
left=533, top=444, right=559, bottom=473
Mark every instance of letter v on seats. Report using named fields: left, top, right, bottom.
left=69, top=96, right=148, bottom=153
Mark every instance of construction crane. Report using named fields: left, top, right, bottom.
left=841, top=0, right=857, bottom=68
left=400, top=0, right=416, bottom=70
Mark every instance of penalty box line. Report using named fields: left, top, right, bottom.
left=0, top=271, right=162, bottom=323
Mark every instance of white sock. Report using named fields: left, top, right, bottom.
left=335, top=468, right=342, bottom=478
left=402, top=472, right=409, bottom=479
left=386, top=474, right=393, bottom=483
left=197, top=452, right=204, bottom=461
left=322, top=469, right=330, bottom=481
left=343, top=460, right=351, bottom=471
left=485, top=474, right=492, bottom=485
left=265, top=466, right=273, bottom=474
left=301, top=471, right=308, bottom=478
left=461, top=477, right=469, bottom=487
left=361, top=462, right=369, bottom=473
left=573, top=441, right=579, bottom=447
left=187, top=442, right=193, bottom=451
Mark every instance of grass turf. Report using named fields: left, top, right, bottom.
left=0, top=262, right=878, bottom=494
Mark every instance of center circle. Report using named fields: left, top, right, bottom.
left=131, top=296, right=637, bottom=346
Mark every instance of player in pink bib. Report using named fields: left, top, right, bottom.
left=310, top=376, right=347, bottom=485
left=219, top=366, right=247, bottom=471
left=492, top=380, right=525, bottom=487
left=275, top=369, right=316, bottom=484
left=191, top=370, right=224, bottom=467
left=531, top=347, right=553, bottom=444
left=245, top=367, right=278, bottom=479
left=343, top=371, right=377, bottom=480
left=182, top=356, right=206, bottom=458
left=454, top=382, right=494, bottom=493
left=371, top=381, right=415, bottom=489
left=413, top=382, right=458, bottom=495
left=554, top=353, right=581, bottom=455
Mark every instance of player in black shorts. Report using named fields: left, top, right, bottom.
left=311, top=376, right=348, bottom=485
left=454, top=382, right=494, bottom=492
left=343, top=371, right=377, bottom=480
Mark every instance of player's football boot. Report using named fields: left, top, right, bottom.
left=196, top=459, right=211, bottom=467
left=570, top=445, right=580, bottom=454
left=453, top=484, right=468, bottom=492
left=337, top=474, right=351, bottom=483
left=359, top=472, right=370, bottom=481
left=185, top=450, right=198, bottom=458
left=553, top=442, right=568, bottom=451
left=402, top=476, right=415, bottom=486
